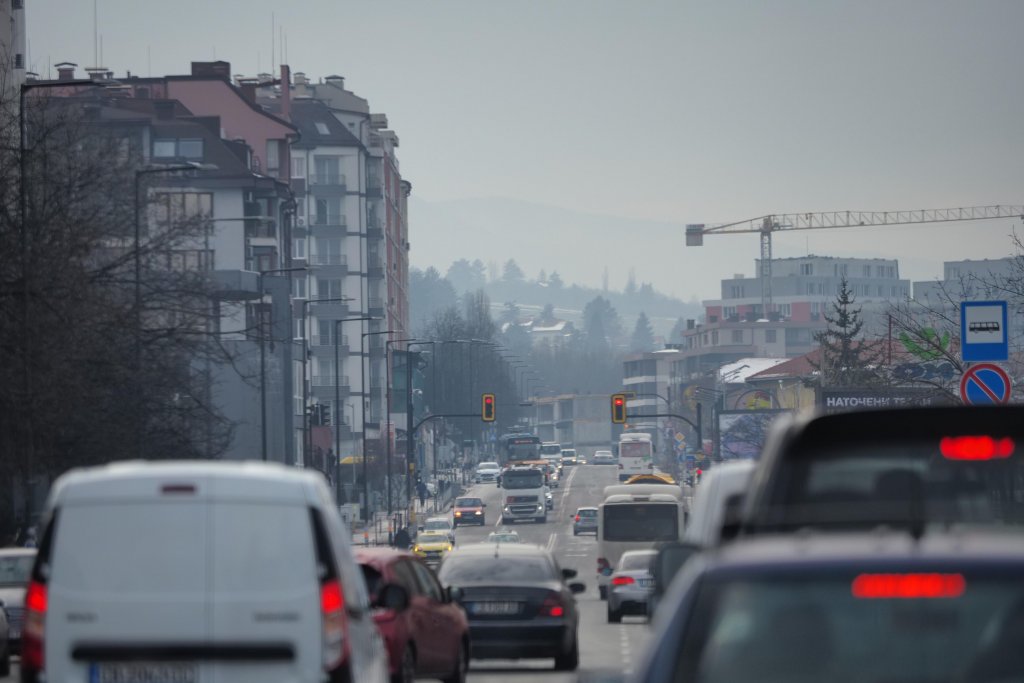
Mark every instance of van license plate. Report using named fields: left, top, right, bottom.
left=90, top=662, right=197, bottom=683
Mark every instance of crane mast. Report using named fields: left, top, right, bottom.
left=686, top=205, right=1024, bottom=315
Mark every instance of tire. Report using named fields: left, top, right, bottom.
left=599, top=585, right=607, bottom=600
left=441, top=639, right=469, bottom=683
left=607, top=602, right=622, bottom=623
left=553, top=636, right=579, bottom=671
left=391, top=645, right=415, bottom=683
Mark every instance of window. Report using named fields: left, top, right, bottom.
left=730, top=285, right=744, bottom=298
left=293, top=237, right=306, bottom=259
left=316, top=357, right=334, bottom=380
left=291, top=156, right=306, bottom=179
left=14, top=53, right=23, bottom=69
left=801, top=263, right=813, bottom=275
left=266, top=140, right=280, bottom=173
left=294, top=318, right=305, bottom=340
left=863, top=265, right=871, bottom=277
left=732, top=330, right=743, bottom=343
left=317, top=278, right=343, bottom=300
left=314, top=156, right=341, bottom=184
left=315, top=122, right=331, bottom=135
left=292, top=278, right=306, bottom=299
left=153, top=138, right=176, bottom=158
left=314, top=197, right=342, bottom=225
left=153, top=192, right=213, bottom=225
left=178, top=138, right=203, bottom=160
left=766, top=329, right=777, bottom=343
left=317, top=320, right=336, bottom=345
left=779, top=304, right=791, bottom=318
left=712, top=330, right=719, bottom=345
left=12, top=0, right=24, bottom=9
left=315, top=237, right=343, bottom=265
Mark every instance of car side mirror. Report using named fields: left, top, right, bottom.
left=561, top=568, right=578, bottom=580
left=446, top=585, right=464, bottom=603
left=653, top=542, right=701, bottom=598
left=374, top=583, right=410, bottom=612
left=482, top=503, right=487, bottom=508
left=568, top=581, right=586, bottom=594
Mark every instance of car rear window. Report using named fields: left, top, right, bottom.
left=757, top=441, right=1024, bottom=532
left=578, top=509, right=598, bottom=518
left=678, top=571, right=1024, bottom=683
left=360, top=564, right=383, bottom=599
left=619, top=552, right=656, bottom=571
left=439, top=554, right=554, bottom=584
left=0, top=554, right=33, bottom=587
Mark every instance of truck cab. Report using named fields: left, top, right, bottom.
left=500, top=465, right=548, bottom=524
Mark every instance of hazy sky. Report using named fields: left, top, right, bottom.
left=29, top=1, right=1024, bottom=295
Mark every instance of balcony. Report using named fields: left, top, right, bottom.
left=308, top=298, right=349, bottom=317
left=309, top=254, right=348, bottom=272
left=366, top=222, right=383, bottom=240
left=312, top=374, right=350, bottom=388
left=310, top=214, right=347, bottom=229
left=367, top=257, right=384, bottom=279
left=367, top=177, right=383, bottom=198
left=368, top=297, right=385, bottom=317
left=310, top=334, right=351, bottom=354
left=309, top=173, right=347, bottom=188
left=244, top=219, right=277, bottom=240
left=368, top=342, right=385, bottom=358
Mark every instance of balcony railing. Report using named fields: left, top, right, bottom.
left=312, top=374, right=350, bottom=387
left=310, top=254, right=348, bottom=267
left=310, top=334, right=350, bottom=348
left=368, top=297, right=384, bottom=312
left=311, top=214, right=346, bottom=227
left=309, top=173, right=346, bottom=187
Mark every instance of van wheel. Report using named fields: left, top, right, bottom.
left=553, top=636, right=579, bottom=671
left=441, top=639, right=468, bottom=683
left=392, top=645, right=416, bottom=683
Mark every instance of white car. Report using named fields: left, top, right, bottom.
left=592, top=450, right=616, bottom=465
left=475, top=461, right=501, bottom=483
left=22, top=461, right=388, bottom=683
left=0, top=547, right=35, bottom=665
left=420, top=516, right=456, bottom=544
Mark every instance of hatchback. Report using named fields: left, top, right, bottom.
left=22, top=461, right=388, bottom=683
left=453, top=497, right=486, bottom=527
left=573, top=507, right=598, bottom=536
left=357, top=549, right=469, bottom=683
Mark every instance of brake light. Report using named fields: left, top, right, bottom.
left=321, top=578, right=348, bottom=669
left=575, top=515, right=580, bottom=522
left=852, top=573, right=966, bottom=599
left=612, top=575, right=636, bottom=586
left=23, top=579, right=47, bottom=673
left=540, top=593, right=565, bottom=617
left=940, top=436, right=1014, bottom=461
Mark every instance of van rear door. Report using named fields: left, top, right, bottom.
left=209, top=501, right=321, bottom=683
left=46, top=499, right=211, bottom=683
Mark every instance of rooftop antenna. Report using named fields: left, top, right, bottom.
left=92, top=0, right=98, bottom=68
left=271, top=12, right=275, bottom=70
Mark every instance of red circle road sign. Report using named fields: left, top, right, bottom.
left=959, top=363, right=1012, bottom=405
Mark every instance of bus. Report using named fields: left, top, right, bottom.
left=498, top=433, right=542, bottom=468
left=596, top=483, right=686, bottom=601
left=617, top=432, right=654, bottom=482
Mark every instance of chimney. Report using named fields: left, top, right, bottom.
left=55, top=61, right=77, bottom=81
left=280, top=64, right=291, bottom=121
left=237, top=79, right=258, bottom=103
left=294, top=72, right=308, bottom=86
left=324, top=74, right=344, bottom=89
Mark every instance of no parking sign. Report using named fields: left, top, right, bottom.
left=959, top=363, right=1012, bottom=405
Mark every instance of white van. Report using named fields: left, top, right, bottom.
left=682, top=460, right=756, bottom=547
left=21, top=461, right=388, bottom=683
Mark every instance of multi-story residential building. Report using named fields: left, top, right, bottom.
left=0, top=0, right=25, bottom=93
left=531, top=394, right=617, bottom=457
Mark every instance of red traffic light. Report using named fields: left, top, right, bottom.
left=611, top=393, right=627, bottom=423
left=481, top=393, right=496, bottom=422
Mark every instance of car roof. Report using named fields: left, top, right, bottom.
left=447, top=542, right=550, bottom=558
left=425, top=516, right=451, bottom=523
left=576, top=506, right=598, bottom=512
left=699, top=530, right=1024, bottom=572
left=48, top=460, right=328, bottom=505
left=355, top=548, right=416, bottom=570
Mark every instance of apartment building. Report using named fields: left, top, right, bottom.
left=531, top=394, right=618, bottom=456
left=0, top=0, right=25, bottom=93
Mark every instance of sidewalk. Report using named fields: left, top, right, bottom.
left=350, top=481, right=465, bottom=547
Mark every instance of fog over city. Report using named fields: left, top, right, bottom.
left=31, top=0, right=1024, bottom=299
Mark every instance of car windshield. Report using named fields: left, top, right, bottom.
left=678, top=571, right=1024, bottom=683
left=619, top=552, right=656, bottom=571
left=603, top=503, right=678, bottom=542
left=756, top=441, right=1024, bottom=531
left=439, top=554, right=554, bottom=584
left=487, top=533, right=520, bottom=543
left=0, top=554, right=33, bottom=586
left=503, top=471, right=543, bottom=489
left=456, top=498, right=482, bottom=507
left=478, top=463, right=499, bottom=471
left=424, top=520, right=450, bottom=530
left=418, top=532, right=449, bottom=544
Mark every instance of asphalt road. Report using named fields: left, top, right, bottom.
left=455, top=463, right=655, bottom=683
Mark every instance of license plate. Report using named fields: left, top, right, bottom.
left=470, top=601, right=521, bottom=616
left=90, top=662, right=198, bottom=683
left=638, top=578, right=654, bottom=587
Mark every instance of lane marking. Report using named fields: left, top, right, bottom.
left=546, top=532, right=556, bottom=552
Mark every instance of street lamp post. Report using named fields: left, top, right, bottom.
left=332, top=316, right=377, bottom=504
left=384, top=338, right=419, bottom=516
left=360, top=329, right=395, bottom=522
left=257, top=267, right=306, bottom=461
left=301, top=296, right=351, bottom=467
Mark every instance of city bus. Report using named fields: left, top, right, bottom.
left=498, top=433, right=542, bottom=468
left=617, top=432, right=655, bottom=482
left=596, top=483, right=686, bottom=600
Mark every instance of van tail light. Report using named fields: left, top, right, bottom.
left=540, top=593, right=565, bottom=618
left=22, top=579, right=47, bottom=674
left=598, top=557, right=612, bottom=576
left=940, top=436, right=1014, bottom=461
left=612, top=575, right=636, bottom=586
left=320, top=578, right=348, bottom=670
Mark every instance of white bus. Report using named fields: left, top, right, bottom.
left=596, top=483, right=686, bottom=600
left=617, top=432, right=654, bottom=482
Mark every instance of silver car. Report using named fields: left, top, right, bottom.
left=607, top=549, right=657, bottom=622
left=573, top=506, right=598, bottom=536
left=0, top=547, right=34, bottom=665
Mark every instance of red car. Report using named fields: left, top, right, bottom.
left=357, top=548, right=470, bottom=683
left=452, top=496, right=486, bottom=527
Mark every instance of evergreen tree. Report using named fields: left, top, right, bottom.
left=812, top=278, right=883, bottom=387
left=502, top=259, right=525, bottom=282
left=536, top=303, right=557, bottom=325
left=548, top=271, right=564, bottom=289
left=669, top=317, right=688, bottom=343
left=631, top=312, right=656, bottom=352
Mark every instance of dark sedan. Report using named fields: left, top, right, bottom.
left=438, top=543, right=585, bottom=671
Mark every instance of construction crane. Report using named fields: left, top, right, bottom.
left=685, top=205, right=1024, bottom=315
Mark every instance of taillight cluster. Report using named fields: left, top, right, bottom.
left=22, top=579, right=47, bottom=675
left=321, top=578, right=348, bottom=670
left=574, top=514, right=581, bottom=522
left=540, top=593, right=565, bottom=618
left=611, top=575, right=636, bottom=586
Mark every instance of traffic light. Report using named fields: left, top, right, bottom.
left=481, top=393, right=496, bottom=422
left=611, top=393, right=627, bottom=424
left=320, top=404, right=331, bottom=426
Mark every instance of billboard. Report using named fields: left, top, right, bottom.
left=819, top=389, right=952, bottom=414
left=716, top=409, right=790, bottom=460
